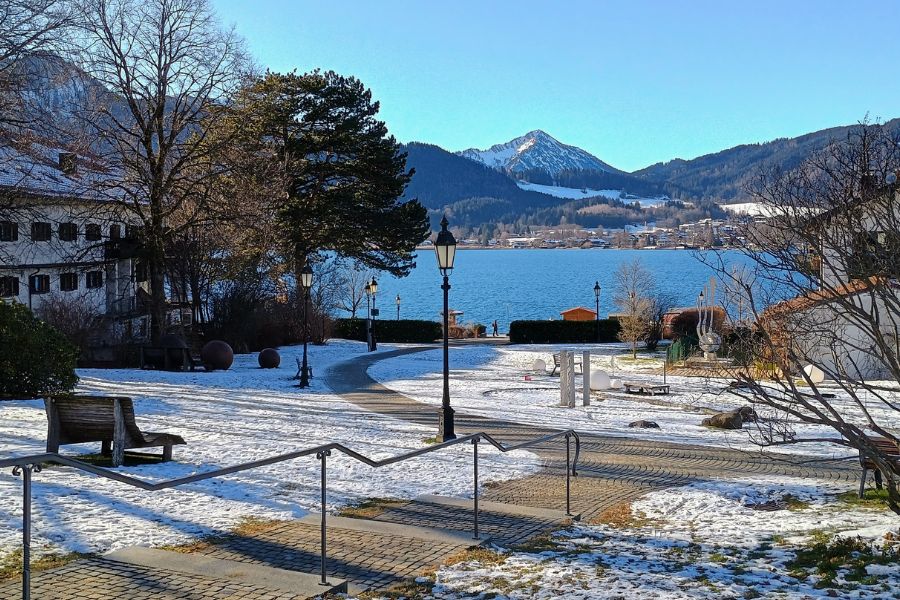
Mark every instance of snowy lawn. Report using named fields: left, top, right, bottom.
left=0, top=341, right=538, bottom=556
left=369, top=344, right=900, bottom=458
left=404, top=478, right=900, bottom=599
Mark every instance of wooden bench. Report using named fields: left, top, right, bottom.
left=623, top=382, right=671, bottom=396
left=45, top=395, right=186, bottom=467
left=858, top=435, right=900, bottom=498
left=550, top=352, right=582, bottom=376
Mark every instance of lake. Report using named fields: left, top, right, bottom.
left=366, top=248, right=752, bottom=331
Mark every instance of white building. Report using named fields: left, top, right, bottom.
left=0, top=145, right=149, bottom=344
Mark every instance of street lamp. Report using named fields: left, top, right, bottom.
left=369, top=277, right=378, bottom=351
left=396, top=293, right=401, bottom=320
left=298, top=264, right=314, bottom=388
left=593, top=281, right=601, bottom=341
left=435, top=215, right=457, bottom=441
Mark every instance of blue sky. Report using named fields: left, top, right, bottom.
left=212, top=0, right=900, bottom=172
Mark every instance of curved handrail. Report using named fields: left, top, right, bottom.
left=0, top=429, right=580, bottom=491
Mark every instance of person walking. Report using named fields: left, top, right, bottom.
left=492, top=319, right=499, bottom=337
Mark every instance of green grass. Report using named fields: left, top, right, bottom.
left=787, top=531, right=899, bottom=589
left=422, top=436, right=439, bottom=445
left=40, top=451, right=166, bottom=469
left=837, top=488, right=891, bottom=508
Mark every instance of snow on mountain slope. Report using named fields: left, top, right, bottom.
left=459, top=130, right=621, bottom=178
left=516, top=181, right=670, bottom=207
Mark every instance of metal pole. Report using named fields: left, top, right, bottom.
left=371, top=294, right=377, bottom=351
left=14, top=464, right=38, bottom=600
left=565, top=434, right=572, bottom=516
left=472, top=437, right=479, bottom=539
left=316, top=450, right=330, bottom=586
left=595, top=296, right=600, bottom=342
left=439, top=274, right=455, bottom=440
left=300, top=288, right=310, bottom=388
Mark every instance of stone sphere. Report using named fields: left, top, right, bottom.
left=590, top=370, right=611, bottom=391
left=201, top=340, right=234, bottom=371
left=609, top=378, right=623, bottom=389
left=258, top=348, right=281, bottom=369
left=803, top=364, right=825, bottom=384
left=532, top=358, right=547, bottom=373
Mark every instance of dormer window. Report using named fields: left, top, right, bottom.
left=58, top=152, right=77, bottom=175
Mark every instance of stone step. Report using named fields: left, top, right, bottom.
left=298, top=512, right=488, bottom=546
left=417, top=494, right=581, bottom=521
left=105, top=546, right=347, bottom=599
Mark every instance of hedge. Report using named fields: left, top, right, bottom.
left=508, top=319, right=621, bottom=344
left=0, top=301, right=79, bottom=398
left=333, top=318, right=442, bottom=343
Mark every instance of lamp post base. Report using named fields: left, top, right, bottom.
left=438, top=405, right=456, bottom=441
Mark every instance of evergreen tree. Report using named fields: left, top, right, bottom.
left=222, top=71, right=428, bottom=280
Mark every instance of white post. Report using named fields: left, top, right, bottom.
left=567, top=350, right=576, bottom=408
left=582, top=350, right=591, bottom=406
left=559, top=351, right=569, bottom=407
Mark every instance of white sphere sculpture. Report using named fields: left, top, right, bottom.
left=609, top=378, right=623, bottom=389
left=532, top=358, right=547, bottom=373
left=590, top=370, right=611, bottom=391
left=803, top=364, right=825, bottom=384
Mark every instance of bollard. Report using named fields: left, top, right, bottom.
left=582, top=350, right=591, bottom=406
left=559, top=351, right=570, bottom=406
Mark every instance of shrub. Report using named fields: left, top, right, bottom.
left=508, top=319, right=621, bottom=344
left=0, top=301, right=79, bottom=398
left=333, top=318, right=441, bottom=343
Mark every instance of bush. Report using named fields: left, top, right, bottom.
left=0, top=301, right=79, bottom=398
left=508, top=319, right=621, bottom=344
left=333, top=318, right=441, bottom=343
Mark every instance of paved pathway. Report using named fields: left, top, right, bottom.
left=0, top=344, right=860, bottom=598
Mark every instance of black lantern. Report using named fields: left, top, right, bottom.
left=299, top=264, right=314, bottom=388
left=435, top=215, right=458, bottom=441
left=396, top=293, right=401, bottom=320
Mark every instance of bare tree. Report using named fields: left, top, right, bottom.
left=704, top=120, right=900, bottom=513
left=645, top=291, right=676, bottom=351
left=71, top=0, right=247, bottom=341
left=613, top=258, right=654, bottom=358
left=336, top=262, right=373, bottom=319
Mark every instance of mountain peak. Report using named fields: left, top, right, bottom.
left=458, top=130, right=621, bottom=182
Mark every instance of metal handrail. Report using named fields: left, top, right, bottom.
left=2, top=429, right=580, bottom=599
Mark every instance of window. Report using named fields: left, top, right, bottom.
left=86, top=271, right=103, bottom=289
left=85, top=224, right=102, bottom=241
left=58, top=222, right=78, bottom=241
left=109, top=224, right=121, bottom=239
left=60, top=272, right=78, bottom=292
left=31, top=222, right=51, bottom=242
left=0, top=221, right=17, bottom=242
left=134, top=261, right=148, bottom=283
left=0, top=277, right=19, bottom=297
left=29, top=274, right=50, bottom=294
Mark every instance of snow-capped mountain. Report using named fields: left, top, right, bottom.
left=458, top=130, right=622, bottom=181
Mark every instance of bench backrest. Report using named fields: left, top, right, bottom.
left=46, top=395, right=141, bottom=444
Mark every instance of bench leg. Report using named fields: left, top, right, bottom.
left=112, top=443, right=125, bottom=468
left=874, top=469, right=883, bottom=490
left=162, top=445, right=173, bottom=462
left=859, top=468, right=867, bottom=498
left=101, top=440, right=112, bottom=456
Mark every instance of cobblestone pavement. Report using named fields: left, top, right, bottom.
left=0, top=558, right=313, bottom=600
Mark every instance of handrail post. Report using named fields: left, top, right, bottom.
left=472, top=436, right=479, bottom=540
left=316, top=450, right=331, bottom=586
left=565, top=433, right=572, bottom=517
left=13, top=464, right=40, bottom=600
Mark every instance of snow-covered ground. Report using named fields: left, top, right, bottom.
left=369, top=344, right=900, bottom=458
left=0, top=341, right=538, bottom=556
left=424, top=477, right=900, bottom=599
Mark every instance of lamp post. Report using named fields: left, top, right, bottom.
left=396, top=294, right=401, bottom=320
left=369, top=277, right=378, bottom=351
left=299, top=264, right=313, bottom=388
left=593, top=281, right=601, bottom=341
left=435, top=215, right=458, bottom=441
left=364, top=281, right=372, bottom=350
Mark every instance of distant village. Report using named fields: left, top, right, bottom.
left=422, top=214, right=761, bottom=250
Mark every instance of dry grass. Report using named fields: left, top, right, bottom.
left=337, top=497, right=407, bottom=519
left=0, top=550, right=89, bottom=582
left=444, top=546, right=507, bottom=567
left=160, top=516, right=284, bottom=554
left=588, top=501, right=657, bottom=528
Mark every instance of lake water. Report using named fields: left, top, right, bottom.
left=367, top=248, right=752, bottom=331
